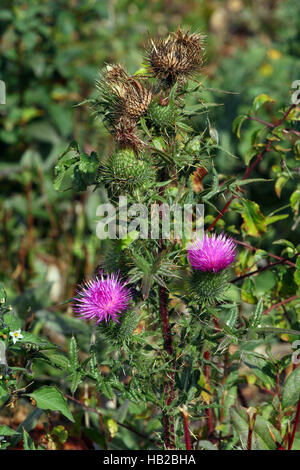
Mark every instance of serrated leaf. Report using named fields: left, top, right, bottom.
left=226, top=305, right=239, bottom=330
left=250, top=298, right=264, bottom=328
left=69, top=336, right=79, bottom=371
left=69, top=371, right=82, bottom=395
left=27, top=386, right=74, bottom=422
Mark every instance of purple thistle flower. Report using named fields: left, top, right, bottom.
left=187, top=233, right=236, bottom=273
left=73, top=272, right=131, bottom=324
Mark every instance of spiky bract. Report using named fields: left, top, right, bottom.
left=147, top=99, right=177, bottom=131
left=97, top=149, right=155, bottom=195
left=97, top=308, right=138, bottom=346
left=187, top=269, right=230, bottom=304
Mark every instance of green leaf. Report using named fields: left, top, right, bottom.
left=22, top=429, right=36, bottom=450
left=69, top=336, right=79, bottom=371
left=27, top=386, right=74, bottom=422
left=294, top=258, right=300, bottom=287
left=3, top=313, right=21, bottom=331
left=226, top=305, right=239, bottom=331
left=290, top=190, right=300, bottom=217
left=231, top=407, right=280, bottom=450
left=78, top=152, right=98, bottom=179
left=232, top=115, right=247, bottom=139
left=69, top=371, right=82, bottom=395
left=242, top=352, right=276, bottom=388
left=0, top=425, right=20, bottom=437
left=265, top=214, right=289, bottom=225
left=282, top=366, right=300, bottom=409
left=253, top=94, right=275, bottom=112
left=250, top=298, right=264, bottom=328
left=240, top=200, right=267, bottom=237
left=10, top=408, right=44, bottom=448
left=241, top=278, right=257, bottom=304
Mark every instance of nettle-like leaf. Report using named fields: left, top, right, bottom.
left=54, top=141, right=98, bottom=192
left=27, top=386, right=74, bottom=422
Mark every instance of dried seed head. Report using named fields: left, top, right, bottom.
left=114, top=117, right=145, bottom=151
left=96, top=64, right=152, bottom=140
left=145, top=29, right=205, bottom=87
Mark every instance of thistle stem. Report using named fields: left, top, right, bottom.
left=180, top=407, right=192, bottom=450
left=159, top=285, right=176, bottom=449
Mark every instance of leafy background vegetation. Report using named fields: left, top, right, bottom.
left=0, top=0, right=300, bottom=450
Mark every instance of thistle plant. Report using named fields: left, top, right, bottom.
left=50, top=28, right=300, bottom=451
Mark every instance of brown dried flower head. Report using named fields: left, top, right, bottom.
left=145, top=29, right=205, bottom=87
left=97, top=64, right=152, bottom=125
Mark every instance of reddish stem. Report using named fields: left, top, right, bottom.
left=247, top=411, right=257, bottom=450
left=288, top=395, right=300, bottom=450
left=180, top=408, right=192, bottom=450
left=262, top=295, right=298, bottom=315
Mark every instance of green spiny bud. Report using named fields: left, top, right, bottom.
left=187, top=270, right=230, bottom=304
left=147, top=99, right=177, bottom=131
left=97, top=149, right=155, bottom=194
left=97, top=309, right=138, bottom=346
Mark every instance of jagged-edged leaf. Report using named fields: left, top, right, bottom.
left=68, top=336, right=79, bottom=371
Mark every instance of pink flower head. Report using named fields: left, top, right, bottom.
left=73, top=272, right=131, bottom=324
left=187, top=233, right=236, bottom=273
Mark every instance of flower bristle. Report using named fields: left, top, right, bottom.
left=145, top=28, right=205, bottom=88
left=188, top=233, right=236, bottom=273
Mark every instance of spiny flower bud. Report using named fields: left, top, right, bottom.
left=97, top=309, right=138, bottom=346
left=147, top=98, right=177, bottom=131
left=145, top=29, right=205, bottom=88
left=97, top=148, right=155, bottom=195
left=188, top=269, right=231, bottom=304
